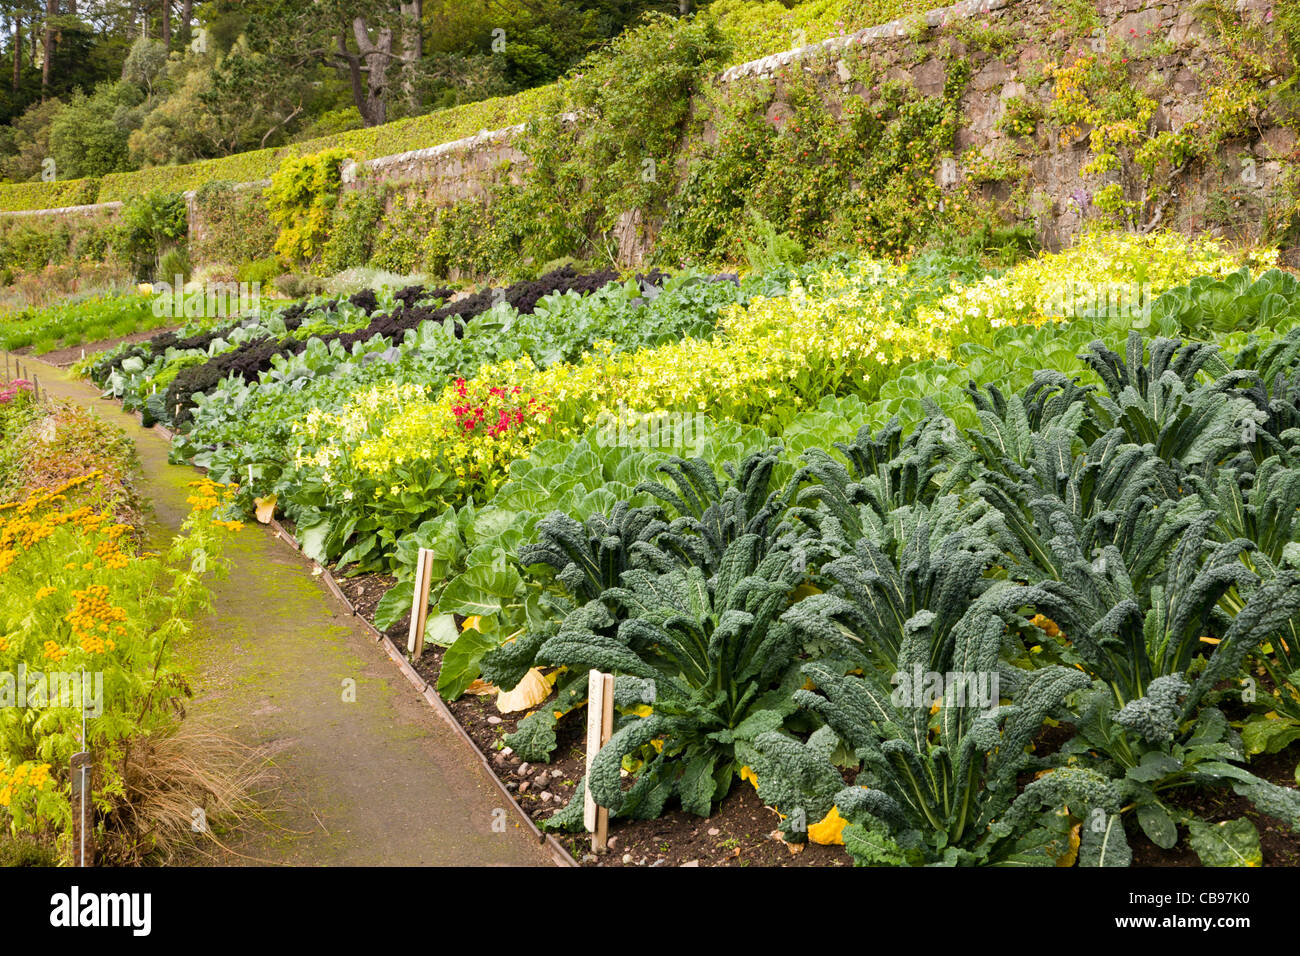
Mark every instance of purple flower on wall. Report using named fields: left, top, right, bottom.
left=1071, top=188, right=1092, bottom=210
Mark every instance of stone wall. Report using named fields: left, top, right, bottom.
left=5, top=0, right=1294, bottom=270
left=704, top=0, right=1292, bottom=255
left=350, top=0, right=1293, bottom=264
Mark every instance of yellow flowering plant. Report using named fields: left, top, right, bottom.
left=916, top=231, right=1251, bottom=348
left=0, top=473, right=234, bottom=857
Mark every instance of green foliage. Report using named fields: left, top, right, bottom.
left=48, top=85, right=136, bottom=179
left=497, top=13, right=727, bottom=267
left=320, top=185, right=387, bottom=275
left=704, top=0, right=928, bottom=66
left=0, top=211, right=121, bottom=273
left=265, top=148, right=353, bottom=265
left=235, top=256, right=286, bottom=287
left=660, top=60, right=969, bottom=263
left=743, top=211, right=806, bottom=274
left=547, top=530, right=808, bottom=819
left=92, top=87, right=554, bottom=205
left=118, top=190, right=189, bottom=279
left=1151, top=268, right=1300, bottom=337
left=0, top=293, right=167, bottom=355
left=0, top=178, right=101, bottom=214
left=191, top=181, right=280, bottom=268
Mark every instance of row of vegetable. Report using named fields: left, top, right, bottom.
left=82, top=230, right=1300, bottom=864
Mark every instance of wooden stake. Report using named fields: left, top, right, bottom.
left=70, top=751, right=93, bottom=867
left=406, top=547, right=435, bottom=658
left=585, top=670, right=615, bottom=853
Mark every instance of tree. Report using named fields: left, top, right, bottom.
left=120, top=33, right=165, bottom=95
left=243, top=0, right=423, bottom=127
left=0, top=95, right=61, bottom=180
left=399, top=0, right=419, bottom=110
left=48, top=80, right=139, bottom=175
left=41, top=0, right=54, bottom=98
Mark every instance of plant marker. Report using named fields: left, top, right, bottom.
left=584, top=670, right=615, bottom=853
left=72, top=680, right=92, bottom=866
left=71, top=751, right=92, bottom=866
left=407, top=547, right=436, bottom=658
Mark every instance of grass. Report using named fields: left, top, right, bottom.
left=0, top=292, right=175, bottom=354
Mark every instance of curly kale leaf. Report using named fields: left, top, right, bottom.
left=504, top=708, right=559, bottom=763
left=1115, top=674, right=1190, bottom=745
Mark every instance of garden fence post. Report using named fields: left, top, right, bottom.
left=70, top=751, right=93, bottom=867
left=584, top=670, right=615, bottom=853
left=407, top=547, right=435, bottom=658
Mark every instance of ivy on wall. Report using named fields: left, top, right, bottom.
left=191, top=181, right=280, bottom=269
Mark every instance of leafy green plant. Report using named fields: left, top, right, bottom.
left=118, top=190, right=188, bottom=280
left=775, top=580, right=1099, bottom=864
left=544, top=532, right=808, bottom=821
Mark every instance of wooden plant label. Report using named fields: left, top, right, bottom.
left=406, top=547, right=436, bottom=658
left=584, top=670, right=615, bottom=852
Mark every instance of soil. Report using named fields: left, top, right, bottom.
left=330, top=563, right=1300, bottom=868
left=17, top=326, right=183, bottom=368
left=335, top=565, right=853, bottom=866
left=1128, top=746, right=1300, bottom=867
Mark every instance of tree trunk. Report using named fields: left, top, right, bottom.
left=160, top=0, right=170, bottom=47
left=337, top=30, right=369, bottom=125
left=11, top=14, right=20, bottom=92
left=180, top=0, right=191, bottom=45
left=399, top=0, right=421, bottom=112
left=678, top=0, right=691, bottom=14
left=41, top=0, right=56, bottom=98
left=351, top=17, right=392, bottom=127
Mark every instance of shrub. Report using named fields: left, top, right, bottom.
left=157, top=247, right=191, bottom=285
left=118, top=190, right=188, bottom=280
left=236, top=256, right=285, bottom=287
left=265, top=148, right=353, bottom=266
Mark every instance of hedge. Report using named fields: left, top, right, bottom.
left=0, top=86, right=555, bottom=213
left=0, top=177, right=101, bottom=213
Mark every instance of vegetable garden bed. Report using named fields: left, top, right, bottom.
left=64, top=231, right=1300, bottom=867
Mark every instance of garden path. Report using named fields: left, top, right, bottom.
left=22, top=355, right=554, bottom=867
